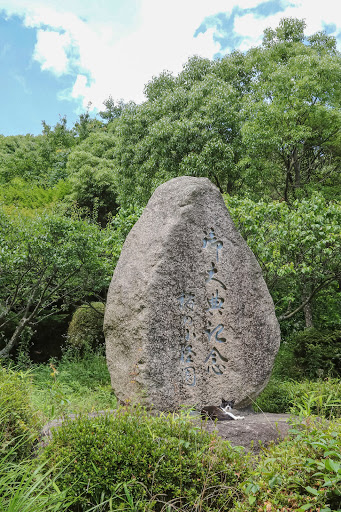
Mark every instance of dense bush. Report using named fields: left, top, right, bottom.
left=0, top=365, right=40, bottom=460
left=235, top=418, right=341, bottom=511
left=0, top=207, right=113, bottom=358
left=42, top=407, right=249, bottom=511
left=289, top=328, right=341, bottom=378
left=67, top=302, right=105, bottom=351
left=253, top=379, right=294, bottom=414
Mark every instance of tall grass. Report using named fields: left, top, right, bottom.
left=30, top=350, right=117, bottom=421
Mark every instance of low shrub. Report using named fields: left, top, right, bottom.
left=254, top=378, right=341, bottom=419
left=234, top=418, right=341, bottom=511
left=0, top=365, right=40, bottom=460
left=42, top=406, right=249, bottom=511
left=66, top=302, right=105, bottom=351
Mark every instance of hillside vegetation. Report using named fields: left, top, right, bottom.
left=0, top=18, right=340, bottom=511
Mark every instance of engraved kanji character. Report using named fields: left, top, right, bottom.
left=204, top=321, right=226, bottom=343
left=182, top=315, right=193, bottom=325
left=206, top=262, right=226, bottom=289
left=178, top=293, right=195, bottom=311
left=207, top=290, right=224, bottom=313
left=185, top=329, right=196, bottom=342
left=203, top=229, right=223, bottom=262
left=182, top=367, right=196, bottom=386
left=180, top=344, right=196, bottom=364
left=204, top=347, right=228, bottom=375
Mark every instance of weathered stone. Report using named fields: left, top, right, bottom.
left=203, top=412, right=292, bottom=452
left=104, top=176, right=280, bottom=411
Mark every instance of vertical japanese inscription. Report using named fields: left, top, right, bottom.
left=178, top=293, right=196, bottom=386
left=178, top=228, right=228, bottom=386
left=203, top=228, right=228, bottom=375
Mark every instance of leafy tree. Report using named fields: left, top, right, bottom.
left=0, top=177, right=70, bottom=210
left=40, top=116, right=76, bottom=185
left=0, top=207, right=112, bottom=357
left=144, top=70, right=176, bottom=101
left=107, top=19, right=340, bottom=207
left=113, top=59, right=245, bottom=207
left=227, top=195, right=341, bottom=329
left=0, top=118, right=76, bottom=188
left=99, top=96, right=126, bottom=123
left=0, top=134, right=46, bottom=184
left=241, top=18, right=341, bottom=201
left=73, top=104, right=102, bottom=141
left=65, top=132, right=118, bottom=225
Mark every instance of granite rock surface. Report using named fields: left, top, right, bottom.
left=104, top=177, right=280, bottom=411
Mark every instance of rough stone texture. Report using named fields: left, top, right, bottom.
left=203, top=412, right=292, bottom=453
left=104, top=176, right=280, bottom=411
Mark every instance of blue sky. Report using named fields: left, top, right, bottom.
left=0, top=0, right=340, bottom=136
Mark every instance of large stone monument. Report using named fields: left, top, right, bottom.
left=104, top=177, right=280, bottom=411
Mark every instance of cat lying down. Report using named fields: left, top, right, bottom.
left=201, top=399, right=245, bottom=421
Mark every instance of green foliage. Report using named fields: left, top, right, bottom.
left=235, top=418, right=341, bottom=512
left=0, top=455, right=71, bottom=512
left=99, top=96, right=126, bottom=122
left=65, top=132, right=118, bottom=225
left=0, top=207, right=113, bottom=357
left=105, top=205, right=144, bottom=266
left=253, top=379, right=294, bottom=414
left=0, top=178, right=71, bottom=210
left=42, top=407, right=248, bottom=511
left=112, top=61, right=245, bottom=207
left=255, top=331, right=341, bottom=417
left=255, top=378, right=341, bottom=419
left=40, top=116, right=77, bottom=185
left=67, top=303, right=105, bottom=351
left=30, top=351, right=117, bottom=421
left=0, top=134, right=48, bottom=184
left=101, top=19, right=341, bottom=206
left=289, top=329, right=341, bottom=378
left=226, top=195, right=341, bottom=327
left=242, top=18, right=341, bottom=201
left=0, top=365, right=40, bottom=460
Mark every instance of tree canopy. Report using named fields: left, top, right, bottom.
left=0, top=17, right=340, bottom=355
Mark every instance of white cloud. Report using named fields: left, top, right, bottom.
left=234, top=0, right=340, bottom=50
left=34, top=29, right=72, bottom=74
left=0, top=0, right=340, bottom=112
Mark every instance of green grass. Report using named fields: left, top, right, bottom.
left=254, top=377, right=341, bottom=418
left=30, top=350, right=117, bottom=422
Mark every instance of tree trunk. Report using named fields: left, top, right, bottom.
left=293, top=147, right=301, bottom=190
left=0, top=317, right=28, bottom=358
left=302, top=282, right=314, bottom=329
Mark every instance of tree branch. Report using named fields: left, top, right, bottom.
left=278, top=276, right=336, bottom=321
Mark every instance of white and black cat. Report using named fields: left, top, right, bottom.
left=201, top=399, right=245, bottom=421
